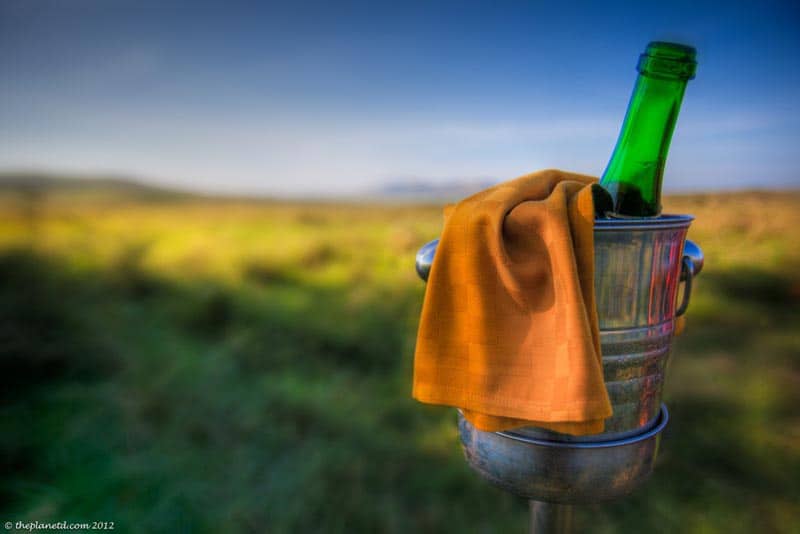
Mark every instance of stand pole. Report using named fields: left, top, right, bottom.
left=529, top=501, right=573, bottom=534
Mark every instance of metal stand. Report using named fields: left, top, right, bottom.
left=529, top=501, right=573, bottom=534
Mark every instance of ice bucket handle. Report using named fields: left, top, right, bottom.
left=675, top=256, right=693, bottom=317
left=676, top=239, right=703, bottom=317
left=415, top=239, right=438, bottom=282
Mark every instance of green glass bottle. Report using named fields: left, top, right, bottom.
left=599, top=42, right=697, bottom=217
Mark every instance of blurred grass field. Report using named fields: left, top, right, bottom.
left=0, top=182, right=798, bottom=533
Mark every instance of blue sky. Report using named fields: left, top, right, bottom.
left=1, top=0, right=798, bottom=195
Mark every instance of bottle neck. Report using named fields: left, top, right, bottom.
left=600, top=74, right=689, bottom=216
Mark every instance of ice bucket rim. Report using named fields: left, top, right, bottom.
left=594, top=214, right=694, bottom=231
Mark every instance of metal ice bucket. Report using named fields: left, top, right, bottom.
left=416, top=214, right=701, bottom=441
left=415, top=214, right=703, bottom=505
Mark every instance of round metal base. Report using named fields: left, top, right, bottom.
left=458, top=404, right=669, bottom=504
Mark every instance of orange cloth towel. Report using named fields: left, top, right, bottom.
left=412, top=169, right=613, bottom=435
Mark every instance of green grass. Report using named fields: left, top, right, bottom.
left=0, top=187, right=798, bottom=533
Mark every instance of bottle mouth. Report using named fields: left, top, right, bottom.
left=637, top=41, right=697, bottom=81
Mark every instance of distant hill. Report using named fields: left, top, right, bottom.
left=0, top=172, right=194, bottom=202
left=368, top=178, right=499, bottom=202
left=0, top=173, right=506, bottom=203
